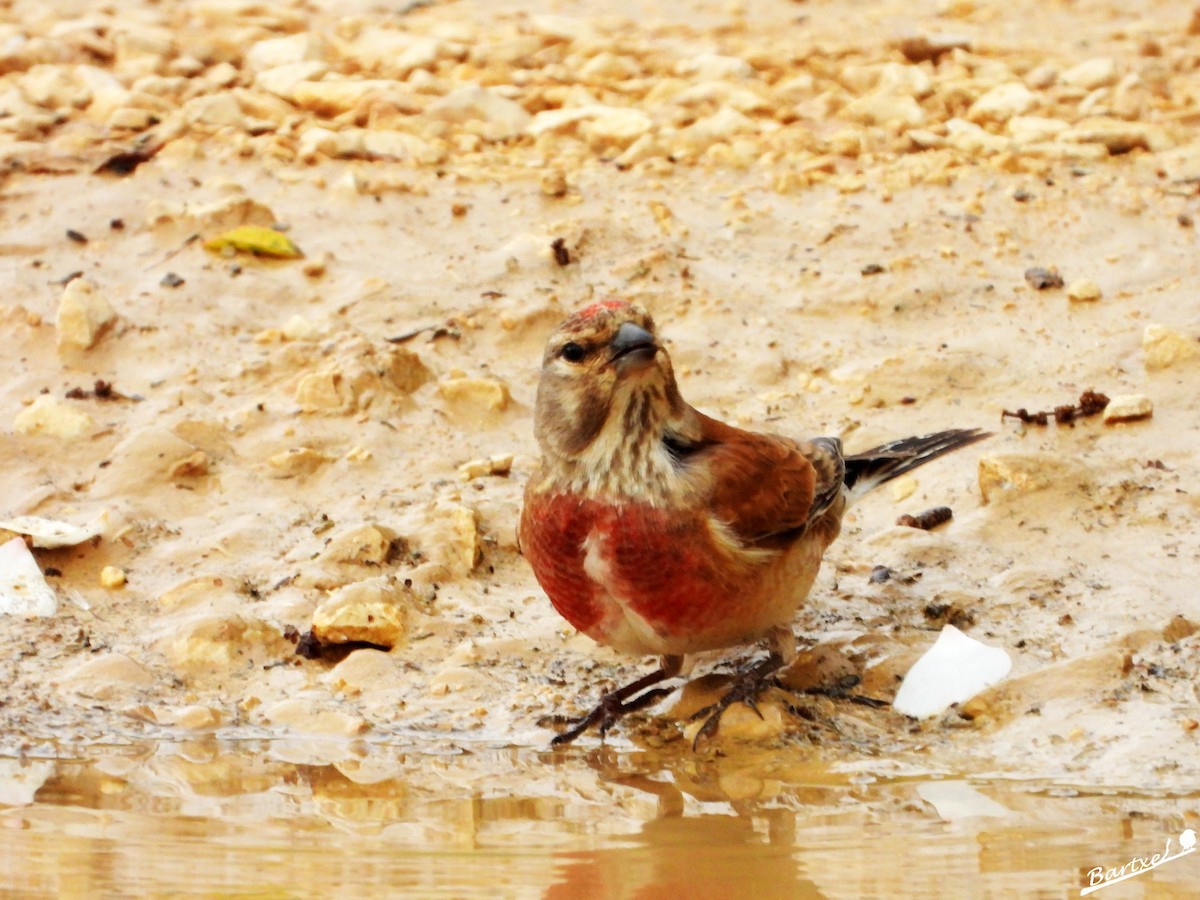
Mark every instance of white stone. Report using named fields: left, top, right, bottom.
left=968, top=82, right=1035, bottom=123
left=245, top=33, right=328, bottom=72
left=0, top=538, right=57, bottom=616
left=1007, top=115, right=1069, bottom=144
left=1061, top=57, right=1118, bottom=90
left=841, top=91, right=925, bottom=127
left=292, top=79, right=408, bottom=115
left=893, top=625, right=1012, bottom=718
left=1102, top=394, right=1153, bottom=424
left=946, top=118, right=1010, bottom=154
left=183, top=93, right=245, bottom=128
left=426, top=86, right=531, bottom=140
left=529, top=104, right=651, bottom=143
left=56, top=277, right=115, bottom=351
left=1143, top=323, right=1197, bottom=370
left=1067, top=279, right=1102, bottom=302
left=0, top=513, right=107, bottom=549
left=254, top=61, right=329, bottom=101
left=877, top=62, right=933, bottom=98
left=675, top=52, right=754, bottom=80
left=13, top=396, right=93, bottom=439
left=312, top=580, right=408, bottom=648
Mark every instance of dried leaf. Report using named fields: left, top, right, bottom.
left=203, top=226, right=303, bottom=259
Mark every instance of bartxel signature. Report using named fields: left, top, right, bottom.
left=1081, top=828, right=1196, bottom=895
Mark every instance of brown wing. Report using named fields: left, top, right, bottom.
left=684, top=412, right=846, bottom=547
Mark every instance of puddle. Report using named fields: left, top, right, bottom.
left=1, top=743, right=1197, bottom=898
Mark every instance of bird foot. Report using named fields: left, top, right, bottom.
left=543, top=662, right=682, bottom=746
left=788, top=673, right=889, bottom=709
left=687, top=653, right=786, bottom=750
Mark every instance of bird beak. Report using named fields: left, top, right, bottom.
left=609, top=322, right=658, bottom=369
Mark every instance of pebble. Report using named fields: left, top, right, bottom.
left=56, top=278, right=116, bottom=352
left=161, top=613, right=286, bottom=677
left=254, top=61, right=330, bottom=101
left=1006, top=115, right=1069, bottom=144
left=244, top=33, right=328, bottom=72
left=458, top=453, right=514, bottom=481
left=417, top=501, right=481, bottom=577
left=267, top=447, right=335, bottom=477
left=978, top=453, right=1093, bottom=504
left=259, top=697, right=369, bottom=736
left=92, top=427, right=203, bottom=496
left=13, top=396, right=94, bottom=439
left=968, top=82, right=1035, bottom=123
left=438, top=376, right=511, bottom=413
left=55, top=653, right=154, bottom=701
left=319, top=525, right=397, bottom=566
left=311, top=579, right=409, bottom=648
left=326, top=648, right=396, bottom=696
left=841, top=91, right=926, bottom=127
left=1102, top=394, right=1153, bottom=424
left=99, top=566, right=127, bottom=589
left=426, top=86, right=531, bottom=140
left=1143, top=323, right=1198, bottom=370
left=1061, top=57, right=1118, bottom=90
left=1067, top=279, right=1102, bottom=302
left=674, top=52, right=754, bottom=80
left=1063, top=119, right=1155, bottom=154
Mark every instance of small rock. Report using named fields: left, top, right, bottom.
left=268, top=447, right=335, bottom=478
left=260, top=696, right=369, bottom=736
left=458, top=453, right=514, bottom=481
left=893, top=625, right=1012, bottom=718
left=291, top=80, right=408, bottom=116
left=0, top=513, right=107, bottom=549
left=0, top=538, right=57, bottom=617
left=320, top=525, right=397, bottom=566
left=1143, top=323, right=1198, bottom=370
left=254, top=61, right=329, bottom=101
left=841, top=90, right=926, bottom=127
left=425, top=86, right=530, bottom=140
left=1063, top=119, right=1154, bottom=154
left=13, top=396, right=93, bottom=439
left=99, top=566, right=127, bottom=589
left=968, top=82, right=1035, bottom=123
left=326, top=648, right=396, bottom=696
left=1102, top=394, right=1153, bottom=424
left=978, top=453, right=1093, bottom=503
left=438, top=377, right=511, bottom=413
left=674, top=52, right=754, bottom=80
left=183, top=93, right=245, bottom=129
left=895, top=32, right=971, bottom=63
left=92, top=428, right=202, bottom=496
left=417, top=502, right=480, bottom=577
left=528, top=105, right=653, bottom=149
left=1067, top=279, right=1102, bottom=302
left=56, top=278, right=116, bottom=352
left=540, top=169, right=569, bottom=197
left=1007, top=115, right=1069, bottom=144
left=168, top=705, right=223, bottom=729
left=1061, top=57, right=1118, bottom=90
left=889, top=475, right=917, bottom=502
left=311, top=579, right=409, bottom=648
left=162, top=613, right=287, bottom=677
left=55, top=652, right=153, bottom=701
left=244, top=33, right=328, bottom=72
left=1024, top=267, right=1064, bottom=290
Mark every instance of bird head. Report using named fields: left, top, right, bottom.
left=533, top=299, right=691, bottom=479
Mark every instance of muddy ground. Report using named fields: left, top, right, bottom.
left=1, top=0, right=1199, bottom=872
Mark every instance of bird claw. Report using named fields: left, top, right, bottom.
left=688, top=653, right=785, bottom=750
left=545, top=669, right=680, bottom=746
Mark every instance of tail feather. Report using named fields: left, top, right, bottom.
left=844, top=428, right=989, bottom=501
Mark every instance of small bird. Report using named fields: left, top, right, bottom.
left=519, top=299, right=987, bottom=745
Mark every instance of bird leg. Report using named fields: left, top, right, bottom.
left=687, top=652, right=788, bottom=749
left=547, top=655, right=683, bottom=746
left=688, top=626, right=796, bottom=750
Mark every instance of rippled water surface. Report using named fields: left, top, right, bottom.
left=2, top=741, right=1197, bottom=898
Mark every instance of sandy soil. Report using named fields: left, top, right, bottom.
left=2, top=0, right=1199, bottom=817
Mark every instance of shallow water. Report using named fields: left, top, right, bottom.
left=2, top=742, right=1197, bottom=898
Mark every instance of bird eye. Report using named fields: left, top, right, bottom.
left=559, top=342, right=586, bottom=363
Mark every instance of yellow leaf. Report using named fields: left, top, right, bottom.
left=203, top=225, right=303, bottom=259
